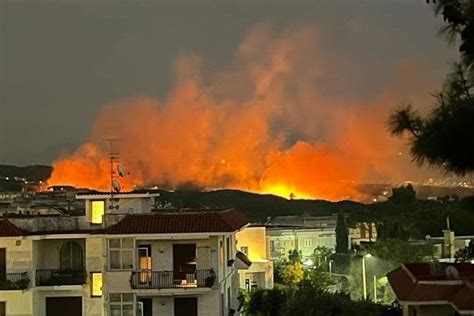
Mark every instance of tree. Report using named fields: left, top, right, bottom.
left=427, top=0, right=474, bottom=67
left=336, top=212, right=349, bottom=254
left=388, top=184, right=416, bottom=205
left=246, top=288, right=287, bottom=316
left=280, top=261, right=304, bottom=287
left=288, top=249, right=303, bottom=263
left=367, top=238, right=435, bottom=263
left=455, top=240, right=474, bottom=262
left=312, top=246, right=333, bottom=268
left=389, top=1, right=474, bottom=174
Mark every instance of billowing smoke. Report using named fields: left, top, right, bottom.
left=48, top=23, right=439, bottom=201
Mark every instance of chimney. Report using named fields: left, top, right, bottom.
left=442, top=217, right=455, bottom=259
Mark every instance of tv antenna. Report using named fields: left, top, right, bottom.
left=106, top=138, right=126, bottom=210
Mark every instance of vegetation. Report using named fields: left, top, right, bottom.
left=455, top=240, right=474, bottom=262
left=389, top=1, right=474, bottom=174
left=336, top=212, right=349, bottom=254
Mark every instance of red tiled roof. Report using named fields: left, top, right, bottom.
left=107, top=209, right=249, bottom=234
left=0, top=219, right=24, bottom=237
left=404, top=262, right=474, bottom=281
left=387, top=264, right=474, bottom=312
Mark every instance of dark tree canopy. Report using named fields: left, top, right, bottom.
left=336, top=212, right=349, bottom=254
left=389, top=1, right=474, bottom=174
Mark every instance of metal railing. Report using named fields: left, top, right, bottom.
left=0, top=273, right=30, bottom=290
left=130, top=269, right=215, bottom=289
left=35, top=269, right=86, bottom=286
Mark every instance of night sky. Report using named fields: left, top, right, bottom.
left=0, top=0, right=456, bottom=165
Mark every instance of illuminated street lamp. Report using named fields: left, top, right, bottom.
left=362, top=253, right=372, bottom=300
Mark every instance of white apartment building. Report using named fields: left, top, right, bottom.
left=0, top=191, right=250, bottom=316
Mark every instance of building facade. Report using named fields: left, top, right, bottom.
left=235, top=226, right=273, bottom=290
left=0, top=191, right=249, bottom=316
left=266, top=225, right=337, bottom=260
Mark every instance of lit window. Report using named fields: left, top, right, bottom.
left=108, top=238, right=134, bottom=270
left=109, top=293, right=134, bottom=316
left=91, top=272, right=103, bottom=297
left=91, top=201, right=105, bottom=224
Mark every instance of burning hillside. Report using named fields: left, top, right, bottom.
left=48, top=24, right=438, bottom=201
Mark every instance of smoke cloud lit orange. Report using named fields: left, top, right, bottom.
left=48, top=23, right=438, bottom=201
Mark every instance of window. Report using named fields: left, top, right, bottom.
left=108, top=239, right=134, bottom=270
left=0, top=302, right=5, bottom=316
left=91, top=272, right=103, bottom=297
left=60, top=241, right=83, bottom=270
left=91, top=200, right=105, bottom=224
left=270, top=240, right=275, bottom=252
left=240, top=246, right=249, bottom=255
left=109, top=293, right=134, bottom=316
left=304, top=239, right=312, bottom=248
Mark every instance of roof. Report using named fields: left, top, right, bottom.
left=0, top=219, right=24, bottom=237
left=387, top=263, right=474, bottom=313
left=403, top=262, right=474, bottom=281
left=107, top=209, right=249, bottom=235
left=76, top=189, right=161, bottom=199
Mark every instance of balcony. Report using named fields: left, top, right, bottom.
left=130, top=269, right=215, bottom=290
left=36, top=269, right=87, bottom=286
left=0, top=273, right=30, bottom=290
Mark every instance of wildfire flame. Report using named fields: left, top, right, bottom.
left=48, top=24, right=436, bottom=201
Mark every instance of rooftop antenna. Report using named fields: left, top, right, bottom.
left=107, top=138, right=122, bottom=210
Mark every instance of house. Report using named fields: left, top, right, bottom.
left=235, top=226, right=273, bottom=290
left=266, top=225, right=337, bottom=260
left=266, top=215, right=377, bottom=258
left=0, top=190, right=249, bottom=316
left=387, top=262, right=474, bottom=316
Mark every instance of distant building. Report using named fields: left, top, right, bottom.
left=266, top=225, right=337, bottom=260
left=0, top=190, right=249, bottom=316
left=265, top=215, right=376, bottom=260
left=348, top=222, right=377, bottom=245
left=387, top=262, right=474, bottom=316
left=235, top=226, right=274, bottom=290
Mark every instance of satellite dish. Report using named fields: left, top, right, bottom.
left=117, top=164, right=126, bottom=177
left=446, top=266, right=460, bottom=280
left=112, top=179, right=122, bottom=193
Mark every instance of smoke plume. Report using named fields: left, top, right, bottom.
left=48, top=23, right=438, bottom=201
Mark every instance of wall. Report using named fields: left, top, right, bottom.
left=236, top=227, right=274, bottom=290
left=33, top=289, right=84, bottom=316
left=0, top=291, right=33, bottom=316
left=236, top=227, right=267, bottom=262
left=0, top=238, right=33, bottom=273
left=267, top=228, right=336, bottom=260
left=34, top=238, right=85, bottom=270
left=415, top=304, right=457, bottom=316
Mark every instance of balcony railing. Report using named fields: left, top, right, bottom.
left=130, top=269, right=215, bottom=289
left=0, top=273, right=30, bottom=290
left=36, top=269, right=87, bottom=286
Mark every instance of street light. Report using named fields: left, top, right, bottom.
left=362, top=253, right=372, bottom=300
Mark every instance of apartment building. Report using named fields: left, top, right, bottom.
left=0, top=190, right=250, bottom=316
left=266, top=225, right=337, bottom=260
left=235, top=226, right=273, bottom=290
